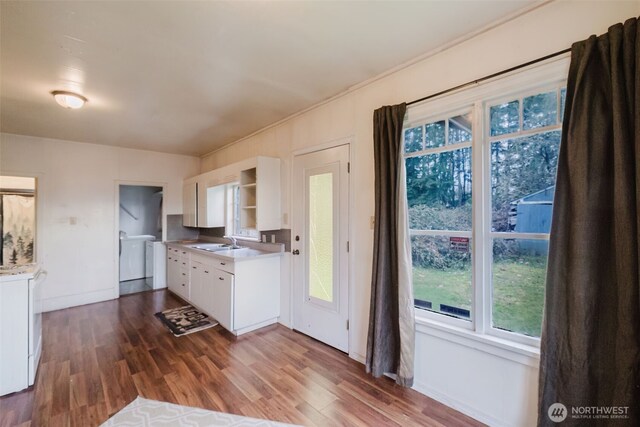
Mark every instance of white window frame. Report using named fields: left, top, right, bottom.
left=405, top=56, right=569, bottom=348
left=226, top=183, right=261, bottom=241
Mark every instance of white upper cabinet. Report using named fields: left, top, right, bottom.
left=240, top=157, right=281, bottom=231
left=182, top=181, right=198, bottom=227
left=183, top=156, right=281, bottom=231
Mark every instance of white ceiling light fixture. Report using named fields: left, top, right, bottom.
left=51, top=90, right=87, bottom=109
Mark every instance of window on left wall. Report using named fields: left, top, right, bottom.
left=0, top=176, right=37, bottom=266
left=228, top=184, right=260, bottom=240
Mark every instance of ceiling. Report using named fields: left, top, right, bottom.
left=1, top=1, right=537, bottom=156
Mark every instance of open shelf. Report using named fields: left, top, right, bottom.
left=239, top=167, right=258, bottom=229
left=240, top=206, right=257, bottom=229
left=240, top=167, right=257, bottom=186
left=240, top=185, right=256, bottom=207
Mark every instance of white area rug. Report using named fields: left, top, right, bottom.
left=101, top=397, right=300, bottom=427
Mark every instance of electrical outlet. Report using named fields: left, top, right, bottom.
left=271, top=234, right=276, bottom=243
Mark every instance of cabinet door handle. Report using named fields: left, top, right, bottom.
left=192, top=266, right=197, bottom=269
left=220, top=262, right=226, bottom=265
left=292, top=249, right=300, bottom=255
left=219, top=277, right=224, bottom=280
left=182, top=273, right=186, bottom=276
left=204, top=271, right=209, bottom=274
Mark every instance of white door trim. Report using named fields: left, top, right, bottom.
left=289, top=137, right=353, bottom=354
left=113, top=180, right=167, bottom=299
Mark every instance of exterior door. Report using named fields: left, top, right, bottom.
left=292, top=144, right=349, bottom=352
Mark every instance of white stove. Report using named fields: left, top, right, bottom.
left=0, top=263, right=46, bottom=395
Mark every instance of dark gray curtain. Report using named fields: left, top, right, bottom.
left=366, top=103, right=414, bottom=387
left=538, top=17, right=639, bottom=426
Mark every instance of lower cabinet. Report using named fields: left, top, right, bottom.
left=190, top=255, right=234, bottom=331
left=179, top=250, right=280, bottom=336
left=166, top=245, right=189, bottom=301
left=210, top=269, right=234, bottom=331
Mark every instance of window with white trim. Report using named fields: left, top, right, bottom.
left=404, top=59, right=568, bottom=345
left=229, top=184, right=260, bottom=240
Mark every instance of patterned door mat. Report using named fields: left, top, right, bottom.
left=155, top=305, right=218, bottom=337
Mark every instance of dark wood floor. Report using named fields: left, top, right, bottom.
left=0, top=290, right=483, bottom=427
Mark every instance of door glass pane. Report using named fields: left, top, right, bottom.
left=492, top=238, right=548, bottom=337
left=308, top=173, right=333, bottom=302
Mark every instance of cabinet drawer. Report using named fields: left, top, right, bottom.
left=213, top=259, right=234, bottom=274
left=178, top=268, right=189, bottom=297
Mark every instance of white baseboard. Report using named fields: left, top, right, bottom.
left=42, top=288, right=115, bottom=312
left=413, top=380, right=503, bottom=427
left=349, top=351, right=366, bottom=364
left=277, top=317, right=292, bottom=328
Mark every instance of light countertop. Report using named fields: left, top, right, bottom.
left=0, top=264, right=41, bottom=282
left=165, top=241, right=283, bottom=263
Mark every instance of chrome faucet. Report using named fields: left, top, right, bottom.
left=223, top=235, right=240, bottom=249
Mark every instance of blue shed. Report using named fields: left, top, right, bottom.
left=508, top=185, right=555, bottom=254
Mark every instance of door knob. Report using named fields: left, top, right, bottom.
left=292, top=249, right=300, bottom=255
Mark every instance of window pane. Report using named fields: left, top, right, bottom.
left=406, top=147, right=472, bottom=231
left=232, top=185, right=259, bottom=239
left=412, top=235, right=472, bottom=320
left=492, top=238, right=548, bottom=337
left=404, top=126, right=423, bottom=154
left=308, top=173, right=333, bottom=302
left=560, top=88, right=567, bottom=121
left=491, top=131, right=560, bottom=232
left=523, top=91, right=557, bottom=130
left=489, top=100, right=519, bottom=136
left=448, top=113, right=472, bottom=144
left=425, top=120, right=446, bottom=148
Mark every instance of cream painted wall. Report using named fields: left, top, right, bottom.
left=0, top=132, right=200, bottom=311
left=201, top=2, right=640, bottom=426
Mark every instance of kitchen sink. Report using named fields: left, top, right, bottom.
left=188, top=243, right=245, bottom=252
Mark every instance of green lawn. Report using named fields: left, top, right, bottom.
left=413, top=257, right=547, bottom=337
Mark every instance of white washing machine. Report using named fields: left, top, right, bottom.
left=145, top=240, right=167, bottom=289
left=119, top=234, right=155, bottom=281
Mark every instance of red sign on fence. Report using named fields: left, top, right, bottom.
left=450, top=237, right=470, bottom=253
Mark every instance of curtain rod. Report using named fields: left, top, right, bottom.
left=406, top=47, right=571, bottom=107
